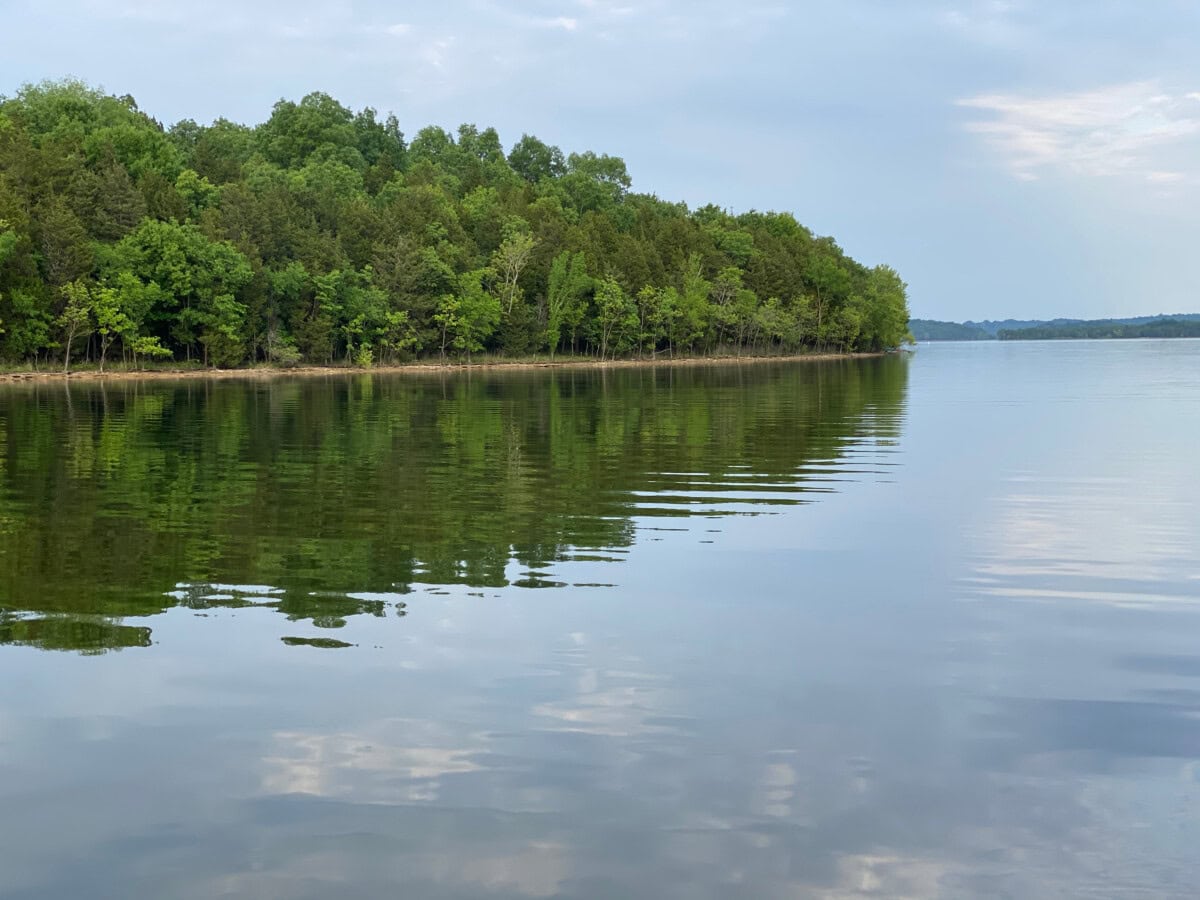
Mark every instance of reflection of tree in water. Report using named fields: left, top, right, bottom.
left=0, top=358, right=907, bottom=652
left=0, top=610, right=151, bottom=654
left=168, top=582, right=398, bottom=628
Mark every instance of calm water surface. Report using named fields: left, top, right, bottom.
left=1, top=342, right=1198, bottom=898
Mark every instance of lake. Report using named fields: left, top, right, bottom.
left=1, top=341, right=1198, bottom=899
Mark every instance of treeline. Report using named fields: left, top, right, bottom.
left=0, top=80, right=911, bottom=370
left=908, top=319, right=990, bottom=341
left=914, top=314, right=1200, bottom=342
left=999, top=319, right=1200, bottom=341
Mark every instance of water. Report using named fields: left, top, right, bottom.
left=0, top=342, right=1197, bottom=898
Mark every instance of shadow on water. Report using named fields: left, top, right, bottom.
left=0, top=357, right=907, bottom=652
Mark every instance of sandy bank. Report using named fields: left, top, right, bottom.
left=0, top=351, right=891, bottom=385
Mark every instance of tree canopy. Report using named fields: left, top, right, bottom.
left=0, top=79, right=912, bottom=369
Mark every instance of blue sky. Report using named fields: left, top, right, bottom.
left=3, top=0, right=1199, bottom=320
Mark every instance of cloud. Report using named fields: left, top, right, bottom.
left=535, top=16, right=579, bottom=31
left=958, top=81, right=1200, bottom=184
left=940, top=0, right=1024, bottom=44
left=420, top=37, right=455, bottom=70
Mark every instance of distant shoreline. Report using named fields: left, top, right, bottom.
left=910, top=314, right=1200, bottom=342
left=0, top=351, right=891, bottom=385
left=916, top=335, right=1200, bottom=343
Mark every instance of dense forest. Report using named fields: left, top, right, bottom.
left=0, top=80, right=911, bottom=371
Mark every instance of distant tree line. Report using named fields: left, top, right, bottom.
left=999, top=319, right=1200, bottom=340
left=907, top=319, right=991, bottom=341
left=0, top=80, right=912, bottom=371
left=913, top=314, right=1200, bottom=342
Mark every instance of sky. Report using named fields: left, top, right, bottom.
left=2, top=0, right=1199, bottom=321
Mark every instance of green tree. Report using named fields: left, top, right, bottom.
left=635, top=285, right=678, bottom=357
left=509, top=135, right=566, bottom=183
left=674, top=255, right=711, bottom=353
left=90, top=282, right=129, bottom=371
left=34, top=199, right=93, bottom=287
left=109, top=220, right=252, bottom=364
left=593, top=277, right=636, bottom=360
left=57, top=279, right=94, bottom=372
left=545, top=251, right=590, bottom=356
left=494, top=224, right=537, bottom=315
left=437, top=268, right=500, bottom=360
left=257, top=92, right=360, bottom=170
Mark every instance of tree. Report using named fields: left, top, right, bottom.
left=34, top=199, right=93, bottom=287
left=354, top=107, right=406, bottom=169
left=565, top=152, right=631, bottom=206
left=264, top=261, right=310, bottom=364
left=509, top=135, right=566, bottom=183
left=635, top=285, right=678, bottom=357
left=808, top=250, right=851, bottom=350
left=435, top=268, right=501, bottom=360
left=545, top=251, right=590, bottom=356
left=104, top=220, right=252, bottom=364
left=57, top=279, right=94, bottom=373
left=257, top=92, right=360, bottom=170
left=0, top=220, right=16, bottom=269
left=454, top=269, right=502, bottom=359
left=67, top=160, right=146, bottom=240
left=175, top=168, right=219, bottom=217
left=91, top=283, right=129, bottom=372
left=593, top=277, right=636, bottom=360
left=674, top=255, right=711, bottom=353
left=434, top=293, right=460, bottom=359
left=378, top=309, right=417, bottom=363
left=494, top=223, right=537, bottom=315
left=858, top=265, right=911, bottom=351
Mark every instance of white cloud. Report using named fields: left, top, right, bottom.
left=958, top=81, right=1200, bottom=184
left=420, top=37, right=455, bottom=70
left=537, top=16, right=579, bottom=31
left=940, top=0, right=1024, bottom=44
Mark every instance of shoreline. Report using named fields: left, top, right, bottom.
left=0, top=351, right=891, bottom=385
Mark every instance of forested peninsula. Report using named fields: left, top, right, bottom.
left=0, top=81, right=911, bottom=373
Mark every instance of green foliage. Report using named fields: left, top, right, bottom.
left=593, top=277, right=637, bottom=359
left=509, top=134, right=566, bottom=183
left=257, top=92, right=360, bottom=170
left=435, top=268, right=501, bottom=358
left=57, top=279, right=95, bottom=372
left=0, top=80, right=911, bottom=369
left=175, top=168, right=218, bottom=217
left=546, top=251, right=591, bottom=356
left=105, top=219, right=252, bottom=365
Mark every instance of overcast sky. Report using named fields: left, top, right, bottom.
left=3, top=0, right=1199, bottom=321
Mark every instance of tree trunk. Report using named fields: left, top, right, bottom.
left=63, top=327, right=75, bottom=374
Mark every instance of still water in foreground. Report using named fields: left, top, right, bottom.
left=1, top=342, right=1198, bottom=898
